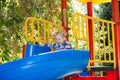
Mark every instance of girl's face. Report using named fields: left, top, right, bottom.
left=55, top=34, right=65, bottom=44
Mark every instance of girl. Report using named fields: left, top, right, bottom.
left=50, top=30, right=72, bottom=51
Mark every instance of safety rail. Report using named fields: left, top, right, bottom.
left=72, top=13, right=116, bottom=72
left=72, top=13, right=89, bottom=50
left=24, top=17, right=63, bottom=44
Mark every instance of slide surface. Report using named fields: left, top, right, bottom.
left=0, top=49, right=89, bottom=80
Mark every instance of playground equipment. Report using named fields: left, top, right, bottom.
left=0, top=0, right=120, bottom=80
left=23, top=0, right=120, bottom=80
left=23, top=13, right=116, bottom=80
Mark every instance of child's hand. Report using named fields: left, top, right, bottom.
left=50, top=48, right=55, bottom=51
left=40, top=43, right=45, bottom=46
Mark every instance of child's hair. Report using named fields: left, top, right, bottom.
left=52, top=29, right=67, bottom=38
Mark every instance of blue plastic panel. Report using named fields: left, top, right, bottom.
left=25, top=44, right=50, bottom=57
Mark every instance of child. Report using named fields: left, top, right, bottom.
left=49, top=29, right=72, bottom=51
left=49, top=30, right=72, bottom=80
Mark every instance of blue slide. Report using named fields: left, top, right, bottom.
left=0, top=44, right=90, bottom=80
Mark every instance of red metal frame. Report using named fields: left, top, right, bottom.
left=22, top=45, right=26, bottom=58
left=87, top=2, right=94, bottom=76
left=70, top=71, right=117, bottom=80
left=61, top=0, right=69, bottom=41
left=111, top=0, right=120, bottom=79
left=87, top=2, right=93, bottom=62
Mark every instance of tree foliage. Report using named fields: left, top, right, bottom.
left=94, top=2, right=120, bottom=20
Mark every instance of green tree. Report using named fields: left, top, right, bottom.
left=94, top=3, right=112, bottom=20
left=94, top=2, right=120, bottom=20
